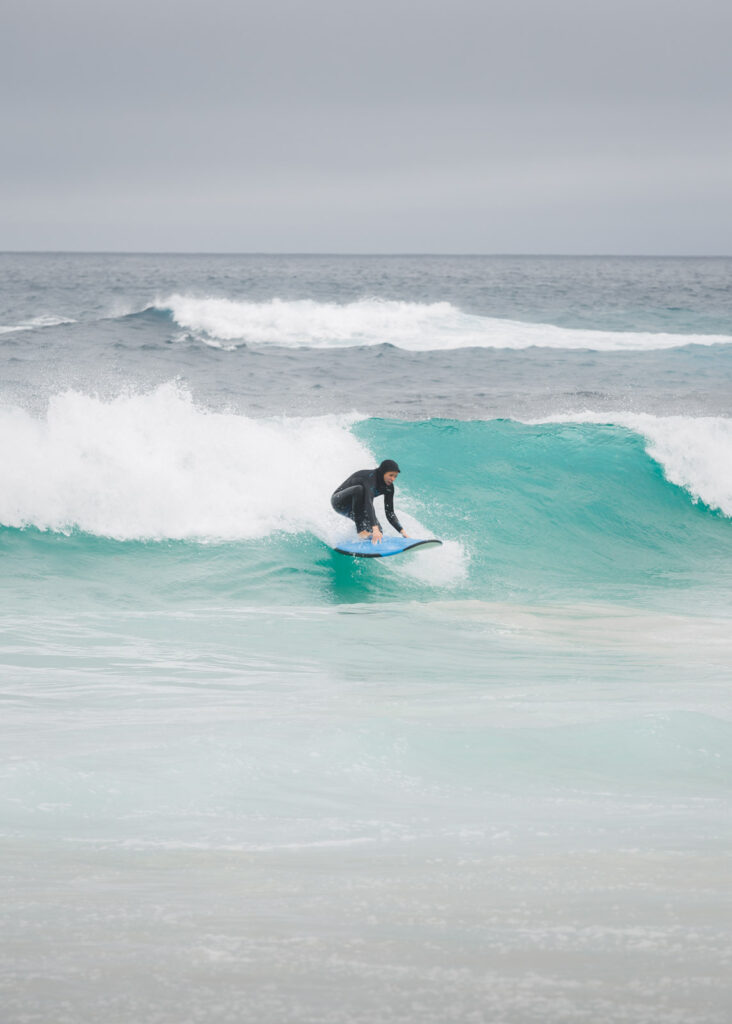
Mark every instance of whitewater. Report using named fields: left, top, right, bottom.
left=155, top=293, right=732, bottom=351
left=2, top=253, right=732, bottom=1024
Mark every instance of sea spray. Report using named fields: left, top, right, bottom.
left=0, top=384, right=369, bottom=540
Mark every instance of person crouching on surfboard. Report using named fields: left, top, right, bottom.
left=331, top=459, right=410, bottom=545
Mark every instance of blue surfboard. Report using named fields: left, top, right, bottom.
left=334, top=536, right=443, bottom=558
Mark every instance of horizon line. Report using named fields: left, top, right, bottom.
left=2, top=250, right=731, bottom=259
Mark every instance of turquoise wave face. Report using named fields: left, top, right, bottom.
left=3, top=418, right=731, bottom=612
left=355, top=417, right=732, bottom=604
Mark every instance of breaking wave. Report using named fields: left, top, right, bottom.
left=150, top=295, right=732, bottom=352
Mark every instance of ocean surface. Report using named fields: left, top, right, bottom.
left=2, top=253, right=732, bottom=1023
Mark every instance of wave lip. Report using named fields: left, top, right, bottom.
left=530, top=411, right=732, bottom=517
left=156, top=293, right=732, bottom=352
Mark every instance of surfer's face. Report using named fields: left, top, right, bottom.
left=384, top=471, right=399, bottom=485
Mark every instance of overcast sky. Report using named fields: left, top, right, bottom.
left=2, top=0, right=731, bottom=253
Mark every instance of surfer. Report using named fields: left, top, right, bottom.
left=331, top=459, right=409, bottom=544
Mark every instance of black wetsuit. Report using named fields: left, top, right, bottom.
left=331, top=469, right=404, bottom=535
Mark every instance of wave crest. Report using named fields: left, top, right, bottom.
left=532, top=411, right=732, bottom=516
left=154, top=294, right=732, bottom=353
left=0, top=384, right=372, bottom=541
left=0, top=314, right=76, bottom=336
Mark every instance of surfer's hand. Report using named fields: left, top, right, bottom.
left=400, top=529, right=410, bottom=538
left=371, top=527, right=383, bottom=544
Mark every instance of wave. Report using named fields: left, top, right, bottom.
left=355, top=412, right=732, bottom=600
left=0, top=384, right=467, bottom=590
left=529, top=411, right=732, bottom=517
left=2, top=387, right=731, bottom=600
left=1, top=386, right=729, bottom=536
left=0, top=314, right=76, bottom=336
left=152, top=294, right=732, bottom=352
left=0, top=384, right=373, bottom=542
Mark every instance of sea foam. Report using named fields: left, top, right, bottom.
left=0, top=314, right=76, bottom=336
left=0, top=385, right=458, bottom=563
left=157, top=294, right=732, bottom=352
left=0, top=385, right=372, bottom=541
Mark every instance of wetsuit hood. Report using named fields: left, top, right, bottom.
left=377, top=459, right=400, bottom=486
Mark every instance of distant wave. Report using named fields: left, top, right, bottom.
left=152, top=294, right=732, bottom=352
left=0, top=314, right=76, bottom=336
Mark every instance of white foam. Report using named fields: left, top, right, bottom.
left=0, top=314, right=76, bottom=336
left=157, top=294, right=732, bottom=352
left=0, top=385, right=369, bottom=540
left=533, top=411, right=732, bottom=516
left=0, top=385, right=460, bottom=565
left=385, top=533, right=469, bottom=588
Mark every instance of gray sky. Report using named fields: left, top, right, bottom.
left=2, top=0, right=731, bottom=253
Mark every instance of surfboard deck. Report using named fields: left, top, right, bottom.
left=334, top=537, right=443, bottom=558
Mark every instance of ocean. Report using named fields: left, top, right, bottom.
left=2, top=253, right=731, bottom=1023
